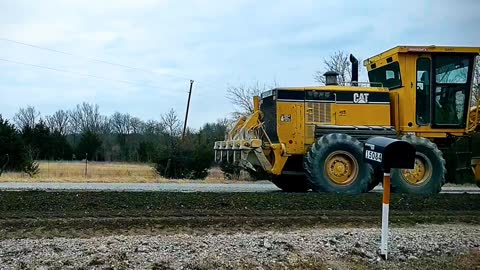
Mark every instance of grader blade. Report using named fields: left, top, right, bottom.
left=214, top=138, right=272, bottom=172
left=213, top=97, right=277, bottom=174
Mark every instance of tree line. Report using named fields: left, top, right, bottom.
left=0, top=103, right=228, bottom=178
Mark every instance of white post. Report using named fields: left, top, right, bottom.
left=380, top=172, right=391, bottom=259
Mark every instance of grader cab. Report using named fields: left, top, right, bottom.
left=214, top=45, right=480, bottom=193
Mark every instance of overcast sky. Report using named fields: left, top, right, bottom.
left=1, top=0, right=479, bottom=128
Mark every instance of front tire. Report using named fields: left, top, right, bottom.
left=304, top=133, right=373, bottom=194
left=391, top=136, right=446, bottom=194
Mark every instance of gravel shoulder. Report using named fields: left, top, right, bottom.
left=0, top=181, right=477, bottom=193
left=1, top=191, right=479, bottom=269
left=0, top=225, right=478, bottom=269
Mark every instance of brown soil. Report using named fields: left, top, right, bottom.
left=0, top=191, right=479, bottom=239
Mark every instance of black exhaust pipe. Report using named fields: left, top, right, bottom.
left=350, top=54, right=358, bottom=86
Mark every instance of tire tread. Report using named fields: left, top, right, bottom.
left=391, top=135, right=446, bottom=194
left=304, top=133, right=373, bottom=194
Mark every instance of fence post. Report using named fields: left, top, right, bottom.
left=380, top=172, right=391, bottom=259
left=84, top=153, right=88, bottom=178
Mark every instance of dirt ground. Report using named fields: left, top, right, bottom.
left=0, top=191, right=479, bottom=269
left=0, top=191, right=479, bottom=238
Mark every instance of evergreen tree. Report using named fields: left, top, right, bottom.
left=51, top=131, right=73, bottom=160
left=21, top=121, right=53, bottom=159
left=0, top=115, right=25, bottom=172
left=76, top=131, right=103, bottom=161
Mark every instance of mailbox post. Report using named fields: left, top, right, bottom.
left=364, top=137, right=416, bottom=259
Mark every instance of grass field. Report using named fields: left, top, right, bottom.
left=0, top=161, right=226, bottom=183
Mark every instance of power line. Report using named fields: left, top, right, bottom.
left=0, top=37, right=193, bottom=81
left=177, top=84, right=222, bottom=99
left=0, top=57, right=169, bottom=89
left=0, top=37, right=225, bottom=93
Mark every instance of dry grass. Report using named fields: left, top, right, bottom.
left=0, top=161, right=227, bottom=183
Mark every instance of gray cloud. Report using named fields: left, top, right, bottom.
left=0, top=0, right=479, bottom=127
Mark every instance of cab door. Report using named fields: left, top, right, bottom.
left=415, top=55, right=432, bottom=126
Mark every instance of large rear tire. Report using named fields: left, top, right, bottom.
left=304, top=133, right=373, bottom=194
left=391, top=135, right=446, bottom=194
left=271, top=174, right=310, bottom=192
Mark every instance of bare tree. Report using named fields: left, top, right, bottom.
left=217, top=117, right=231, bottom=127
left=129, top=117, right=144, bottom=134
left=226, top=81, right=271, bottom=118
left=69, top=102, right=105, bottom=133
left=314, top=51, right=352, bottom=85
left=472, top=56, right=480, bottom=106
left=68, top=110, right=80, bottom=135
left=13, top=106, right=40, bottom=129
left=69, top=106, right=82, bottom=134
left=110, top=112, right=132, bottom=134
left=46, top=110, right=70, bottom=135
left=144, top=120, right=164, bottom=135
left=99, top=115, right=111, bottom=134
left=161, top=109, right=182, bottom=137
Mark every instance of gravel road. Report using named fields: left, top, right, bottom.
left=0, top=224, right=478, bottom=269
left=0, top=182, right=279, bottom=192
left=0, top=182, right=478, bottom=193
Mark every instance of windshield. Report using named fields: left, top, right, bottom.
left=435, top=56, right=470, bottom=84
left=433, top=55, right=473, bottom=127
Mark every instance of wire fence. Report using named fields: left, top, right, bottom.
left=0, top=160, right=227, bottom=182
left=39, top=160, right=158, bottom=179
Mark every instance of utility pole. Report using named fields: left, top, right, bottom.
left=182, top=80, right=194, bottom=140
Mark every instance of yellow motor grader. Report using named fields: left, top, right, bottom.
left=215, top=45, right=480, bottom=193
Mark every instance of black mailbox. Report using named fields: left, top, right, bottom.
left=364, top=137, right=416, bottom=172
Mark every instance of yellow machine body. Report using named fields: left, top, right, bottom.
left=215, top=45, right=480, bottom=184
left=274, top=86, right=391, bottom=155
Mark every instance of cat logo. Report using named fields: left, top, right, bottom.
left=353, top=93, right=369, bottom=104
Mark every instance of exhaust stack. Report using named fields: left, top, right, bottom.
left=350, top=54, right=358, bottom=86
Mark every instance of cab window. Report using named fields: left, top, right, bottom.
left=368, top=62, right=402, bottom=89
left=433, top=55, right=472, bottom=126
